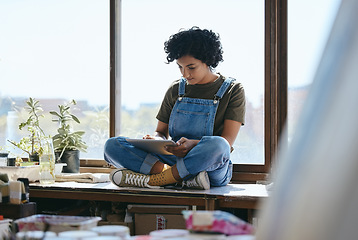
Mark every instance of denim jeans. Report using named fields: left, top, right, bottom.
left=104, top=135, right=232, bottom=186
left=104, top=77, right=234, bottom=187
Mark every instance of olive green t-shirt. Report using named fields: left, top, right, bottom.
left=156, top=74, right=246, bottom=136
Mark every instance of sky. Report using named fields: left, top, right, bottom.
left=0, top=0, right=341, bottom=109
left=0, top=0, right=110, bottom=106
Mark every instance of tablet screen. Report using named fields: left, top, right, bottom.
left=126, top=139, right=176, bottom=155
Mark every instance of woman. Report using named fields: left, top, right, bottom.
left=104, top=27, right=245, bottom=190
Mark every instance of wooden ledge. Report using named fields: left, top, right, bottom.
left=29, top=181, right=268, bottom=211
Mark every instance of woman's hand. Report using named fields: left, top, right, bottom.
left=165, top=137, right=199, bottom=158
left=143, top=134, right=155, bottom=139
left=143, top=121, right=169, bottom=140
left=142, top=134, right=165, bottom=140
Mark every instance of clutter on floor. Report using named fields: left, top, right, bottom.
left=0, top=173, right=256, bottom=239
left=1, top=211, right=255, bottom=240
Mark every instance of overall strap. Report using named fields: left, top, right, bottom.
left=178, top=76, right=234, bottom=100
left=215, top=77, right=234, bottom=100
left=178, top=77, right=186, bottom=97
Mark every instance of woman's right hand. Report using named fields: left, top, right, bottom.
left=165, top=137, right=199, bottom=158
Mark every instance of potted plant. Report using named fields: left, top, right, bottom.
left=7, top=97, right=47, bottom=162
left=50, top=100, right=87, bottom=173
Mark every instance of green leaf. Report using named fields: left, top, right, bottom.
left=49, top=111, right=61, bottom=117
left=71, top=114, right=80, bottom=124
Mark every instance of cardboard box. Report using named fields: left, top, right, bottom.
left=134, top=213, right=187, bottom=235
left=127, top=205, right=189, bottom=236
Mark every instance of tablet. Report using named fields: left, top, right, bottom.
left=126, top=138, right=177, bottom=155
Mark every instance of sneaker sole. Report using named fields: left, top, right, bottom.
left=110, top=168, right=126, bottom=186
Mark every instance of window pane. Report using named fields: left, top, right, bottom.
left=288, top=0, right=341, bottom=141
left=0, top=0, right=110, bottom=159
left=121, top=0, right=264, bottom=164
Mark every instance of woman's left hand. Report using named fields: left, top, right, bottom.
left=165, top=137, right=199, bottom=158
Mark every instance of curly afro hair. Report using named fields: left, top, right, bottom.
left=164, top=26, right=223, bottom=69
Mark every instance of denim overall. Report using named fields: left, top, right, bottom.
left=104, top=77, right=234, bottom=187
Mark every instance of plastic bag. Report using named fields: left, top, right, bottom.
left=182, top=210, right=254, bottom=236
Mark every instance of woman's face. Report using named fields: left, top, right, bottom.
left=176, top=55, right=216, bottom=85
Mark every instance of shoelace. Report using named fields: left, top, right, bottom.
left=184, top=178, right=199, bottom=188
left=124, top=172, right=149, bottom=187
left=124, top=172, right=161, bottom=189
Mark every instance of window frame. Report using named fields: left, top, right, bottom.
left=233, top=0, right=287, bottom=181
left=108, top=0, right=287, bottom=182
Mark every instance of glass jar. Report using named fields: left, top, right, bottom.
left=39, top=137, right=56, bottom=184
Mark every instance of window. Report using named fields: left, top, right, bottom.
left=0, top=0, right=110, bottom=159
left=119, top=0, right=265, bottom=165
left=1, top=0, right=288, bottom=181
left=287, top=0, right=341, bottom=140
left=109, top=0, right=288, bottom=180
